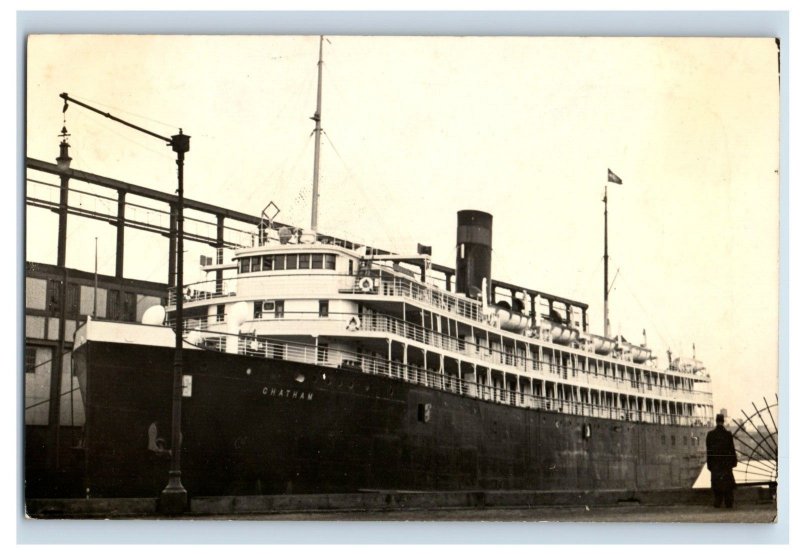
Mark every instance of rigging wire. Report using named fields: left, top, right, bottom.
left=25, top=385, right=80, bottom=411
left=252, top=132, right=314, bottom=225
left=234, top=70, right=317, bottom=210
left=24, top=354, right=59, bottom=373
left=321, top=129, right=399, bottom=251
left=574, top=255, right=603, bottom=303
left=74, top=110, right=174, bottom=163
left=611, top=264, right=675, bottom=351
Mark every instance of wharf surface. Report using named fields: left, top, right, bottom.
left=26, top=487, right=776, bottom=522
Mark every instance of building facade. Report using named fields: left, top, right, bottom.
left=24, top=261, right=167, bottom=497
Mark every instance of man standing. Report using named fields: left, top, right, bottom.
left=706, top=413, right=738, bottom=508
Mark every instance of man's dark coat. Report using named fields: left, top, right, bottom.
left=706, top=424, right=737, bottom=492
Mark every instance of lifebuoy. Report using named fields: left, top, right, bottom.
left=359, top=277, right=373, bottom=293
left=346, top=315, right=361, bottom=331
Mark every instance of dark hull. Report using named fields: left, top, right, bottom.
left=74, top=340, right=705, bottom=498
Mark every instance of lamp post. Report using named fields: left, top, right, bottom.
left=59, top=93, right=190, bottom=514
left=47, top=126, right=72, bottom=471
left=161, top=130, right=190, bottom=514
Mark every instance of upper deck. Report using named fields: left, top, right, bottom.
left=167, top=233, right=708, bottom=382
left=159, top=224, right=712, bottom=426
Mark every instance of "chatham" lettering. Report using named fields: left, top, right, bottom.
left=261, top=386, right=313, bottom=401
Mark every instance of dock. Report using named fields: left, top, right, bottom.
left=26, top=487, right=776, bottom=522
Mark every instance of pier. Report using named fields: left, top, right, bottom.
left=26, top=487, right=776, bottom=521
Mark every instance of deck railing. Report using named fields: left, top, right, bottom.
left=343, top=272, right=486, bottom=323
left=196, top=329, right=711, bottom=427
left=168, top=272, right=709, bottom=381
left=168, top=311, right=712, bottom=404
left=170, top=270, right=486, bottom=323
left=170, top=315, right=711, bottom=415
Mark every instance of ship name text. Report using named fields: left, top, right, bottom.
left=262, top=387, right=314, bottom=401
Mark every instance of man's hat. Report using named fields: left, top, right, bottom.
left=716, top=413, right=725, bottom=424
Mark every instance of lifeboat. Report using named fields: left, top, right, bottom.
left=550, top=320, right=579, bottom=345
left=588, top=333, right=614, bottom=355
left=491, top=304, right=531, bottom=332
left=629, top=344, right=652, bottom=363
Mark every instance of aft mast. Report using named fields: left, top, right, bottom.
left=603, top=183, right=609, bottom=338
left=310, top=35, right=324, bottom=232
left=604, top=168, right=622, bottom=338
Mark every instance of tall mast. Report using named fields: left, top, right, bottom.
left=603, top=183, right=609, bottom=338
left=310, top=35, right=324, bottom=231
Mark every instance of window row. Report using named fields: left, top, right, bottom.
left=253, top=299, right=329, bottom=319
left=41, top=279, right=142, bottom=321
left=239, top=253, right=336, bottom=274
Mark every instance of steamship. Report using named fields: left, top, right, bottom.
left=71, top=38, right=713, bottom=498
left=73, top=207, right=713, bottom=497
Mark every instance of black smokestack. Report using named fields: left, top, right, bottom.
left=456, top=210, right=492, bottom=301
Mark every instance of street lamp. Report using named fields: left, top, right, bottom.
left=161, top=129, right=190, bottom=514
left=59, top=93, right=190, bottom=514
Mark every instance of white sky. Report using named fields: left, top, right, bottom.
left=25, top=35, right=779, bottom=418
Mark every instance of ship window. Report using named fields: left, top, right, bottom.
left=251, top=256, right=261, bottom=272
left=319, top=300, right=329, bottom=317
left=273, top=254, right=285, bottom=270
left=25, top=347, right=37, bottom=373
left=216, top=304, right=225, bottom=322
left=298, top=254, right=310, bottom=269
left=324, top=254, right=336, bottom=270
left=240, top=257, right=251, bottom=273
left=317, top=343, right=328, bottom=363
left=348, top=260, right=354, bottom=275
left=311, top=253, right=324, bottom=269
left=286, top=254, right=298, bottom=270
left=262, top=255, right=273, bottom=271
left=275, top=300, right=285, bottom=318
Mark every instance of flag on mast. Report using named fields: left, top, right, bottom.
left=607, top=168, right=623, bottom=185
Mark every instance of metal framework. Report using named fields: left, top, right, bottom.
left=731, top=395, right=778, bottom=487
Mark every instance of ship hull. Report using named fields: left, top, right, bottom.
left=73, top=337, right=705, bottom=498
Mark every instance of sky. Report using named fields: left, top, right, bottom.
left=25, top=35, right=779, bottom=419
